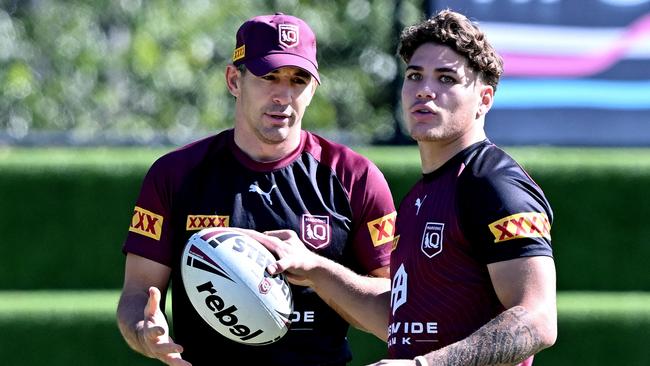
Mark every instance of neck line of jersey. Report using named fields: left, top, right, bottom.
left=422, top=139, right=491, bottom=182
left=228, top=129, right=308, bottom=172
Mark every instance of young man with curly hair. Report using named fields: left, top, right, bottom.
left=251, top=9, right=557, bottom=366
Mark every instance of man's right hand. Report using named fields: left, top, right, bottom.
left=243, top=229, right=324, bottom=287
left=139, top=287, right=192, bottom=366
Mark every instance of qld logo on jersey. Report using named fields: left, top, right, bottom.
left=301, top=214, right=330, bottom=249
left=421, top=222, right=444, bottom=258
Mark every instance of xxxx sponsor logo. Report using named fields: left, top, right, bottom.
left=186, top=215, right=229, bottom=230
left=367, top=211, right=397, bottom=247
left=232, top=45, right=245, bottom=62
left=129, top=206, right=163, bottom=240
left=489, top=212, right=551, bottom=243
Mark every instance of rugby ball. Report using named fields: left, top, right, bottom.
left=181, top=227, right=293, bottom=345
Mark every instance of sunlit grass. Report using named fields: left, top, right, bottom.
left=1, top=290, right=648, bottom=318
left=4, top=146, right=650, bottom=167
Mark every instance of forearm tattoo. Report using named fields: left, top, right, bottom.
left=436, top=306, right=544, bottom=366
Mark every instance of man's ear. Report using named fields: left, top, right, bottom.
left=225, top=64, right=241, bottom=97
left=306, top=80, right=318, bottom=105
left=311, top=77, right=319, bottom=95
left=477, top=84, right=494, bottom=118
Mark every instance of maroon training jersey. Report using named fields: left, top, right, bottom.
left=388, top=140, right=553, bottom=365
left=123, top=129, right=396, bottom=366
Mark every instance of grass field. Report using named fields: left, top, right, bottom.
left=0, top=290, right=118, bottom=319
left=1, top=291, right=650, bottom=366
left=0, top=290, right=650, bottom=366
left=3, top=290, right=650, bottom=318
left=3, top=145, right=650, bottom=169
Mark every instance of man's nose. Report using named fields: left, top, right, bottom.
left=272, top=85, right=293, bottom=105
left=416, top=85, right=435, bottom=99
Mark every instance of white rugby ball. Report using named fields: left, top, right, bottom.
left=181, top=227, right=293, bottom=345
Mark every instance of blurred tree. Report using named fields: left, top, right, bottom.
left=0, top=0, right=423, bottom=146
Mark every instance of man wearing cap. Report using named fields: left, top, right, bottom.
left=116, top=13, right=396, bottom=366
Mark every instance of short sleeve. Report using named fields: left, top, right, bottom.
left=122, top=156, right=175, bottom=266
left=348, top=161, right=396, bottom=273
left=457, top=154, right=553, bottom=264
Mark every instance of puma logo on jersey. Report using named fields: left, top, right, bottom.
left=249, top=183, right=278, bottom=205
left=415, top=195, right=427, bottom=215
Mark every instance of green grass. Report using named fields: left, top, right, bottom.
left=0, top=290, right=118, bottom=319
left=0, top=147, right=166, bottom=177
left=1, top=290, right=649, bottom=366
left=4, top=291, right=649, bottom=320
left=2, top=290, right=649, bottom=319
left=4, top=145, right=650, bottom=168
left=3, top=291, right=649, bottom=329
left=0, top=147, right=166, bottom=166
left=558, top=291, right=650, bottom=320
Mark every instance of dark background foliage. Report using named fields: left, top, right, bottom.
left=0, top=0, right=424, bottom=145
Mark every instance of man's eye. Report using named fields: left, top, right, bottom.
left=440, top=75, right=456, bottom=84
left=406, top=73, right=422, bottom=81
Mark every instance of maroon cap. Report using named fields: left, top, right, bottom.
left=232, top=13, right=320, bottom=84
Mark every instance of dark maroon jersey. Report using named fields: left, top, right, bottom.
left=123, top=129, right=396, bottom=365
left=387, top=140, right=553, bottom=365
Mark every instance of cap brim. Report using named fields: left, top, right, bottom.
left=245, top=54, right=321, bottom=84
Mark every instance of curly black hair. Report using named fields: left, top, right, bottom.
left=398, top=9, right=504, bottom=91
